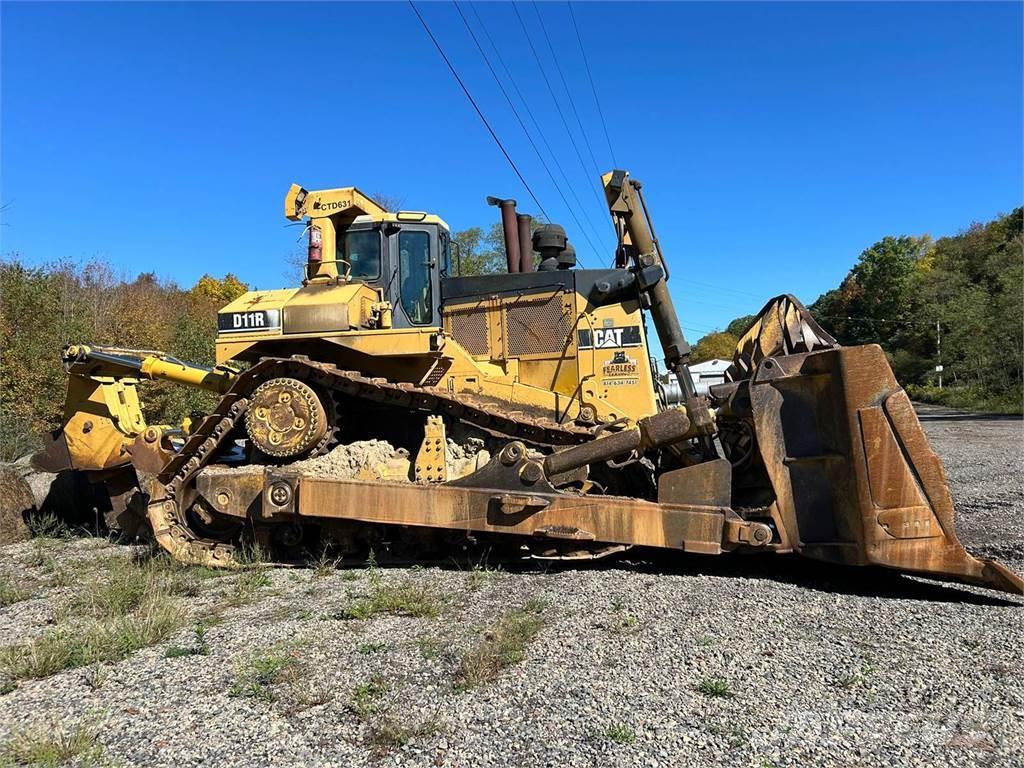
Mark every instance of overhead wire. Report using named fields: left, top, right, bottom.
left=454, top=1, right=597, bottom=264
left=567, top=1, right=617, bottom=168
left=512, top=2, right=610, bottom=230
left=467, top=2, right=608, bottom=254
left=408, top=1, right=550, bottom=220
left=532, top=1, right=603, bottom=182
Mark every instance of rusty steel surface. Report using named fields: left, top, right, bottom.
left=727, top=294, right=838, bottom=382
left=136, top=344, right=1024, bottom=594
left=749, top=344, right=1023, bottom=594
left=187, top=456, right=769, bottom=557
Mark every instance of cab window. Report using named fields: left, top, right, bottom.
left=339, top=229, right=381, bottom=279
left=439, top=230, right=451, bottom=277
left=398, top=230, right=432, bottom=325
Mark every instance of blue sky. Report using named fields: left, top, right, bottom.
left=2, top=1, right=1021, bottom=342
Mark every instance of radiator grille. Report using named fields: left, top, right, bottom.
left=446, top=309, right=489, bottom=356
left=505, top=296, right=572, bottom=357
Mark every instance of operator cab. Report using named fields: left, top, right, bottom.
left=285, top=183, right=449, bottom=330
left=332, top=216, right=450, bottom=329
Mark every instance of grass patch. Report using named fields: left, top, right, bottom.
left=165, top=622, right=211, bottom=659
left=834, top=663, right=874, bottom=690
left=906, top=383, right=1022, bottom=415
left=358, top=642, right=388, bottom=655
left=709, top=722, right=750, bottom=748
left=365, top=713, right=440, bottom=750
left=22, top=541, right=61, bottom=574
left=612, top=614, right=639, bottom=632
left=0, top=555, right=195, bottom=680
left=335, top=581, right=441, bottom=621
left=0, top=597, right=183, bottom=680
left=23, top=511, right=72, bottom=540
left=455, top=598, right=545, bottom=689
left=601, top=722, right=636, bottom=744
left=228, top=646, right=298, bottom=702
left=695, top=677, right=734, bottom=698
left=0, top=721, right=102, bottom=767
left=0, top=574, right=34, bottom=607
left=62, top=553, right=202, bottom=621
left=350, top=674, right=389, bottom=719
left=222, top=569, right=272, bottom=608
left=466, top=560, right=499, bottom=592
left=312, top=548, right=340, bottom=580
left=416, top=636, right=441, bottom=660
left=234, top=542, right=270, bottom=567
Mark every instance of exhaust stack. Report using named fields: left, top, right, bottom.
left=517, top=214, right=534, bottom=272
left=487, top=196, right=521, bottom=273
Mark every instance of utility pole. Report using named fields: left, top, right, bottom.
left=936, top=320, right=943, bottom=389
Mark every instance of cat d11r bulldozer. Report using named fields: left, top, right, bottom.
left=32, top=171, right=1023, bottom=594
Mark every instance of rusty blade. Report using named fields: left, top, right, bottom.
left=749, top=344, right=1024, bottom=595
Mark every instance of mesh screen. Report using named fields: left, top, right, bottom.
left=446, top=309, right=489, bottom=356
left=505, top=296, right=572, bottom=357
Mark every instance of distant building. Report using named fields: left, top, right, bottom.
left=688, top=359, right=731, bottom=395
left=662, top=358, right=731, bottom=403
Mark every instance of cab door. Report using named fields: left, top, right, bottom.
left=387, top=225, right=441, bottom=329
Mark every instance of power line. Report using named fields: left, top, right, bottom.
left=408, top=1, right=549, bottom=220
left=468, top=2, right=608, bottom=254
left=533, top=1, right=602, bottom=182
left=816, top=314, right=942, bottom=328
left=513, top=2, right=608, bottom=228
left=454, top=1, right=597, bottom=265
left=567, top=1, right=617, bottom=168
left=529, top=1, right=609, bottom=222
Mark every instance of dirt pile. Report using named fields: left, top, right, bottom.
left=289, top=436, right=491, bottom=483
left=290, top=440, right=409, bottom=481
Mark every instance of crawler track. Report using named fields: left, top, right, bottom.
left=149, top=357, right=596, bottom=565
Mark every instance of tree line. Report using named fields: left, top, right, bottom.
left=690, top=207, right=1023, bottom=412
left=0, top=258, right=248, bottom=460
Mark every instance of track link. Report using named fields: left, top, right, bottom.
left=148, top=357, right=595, bottom=566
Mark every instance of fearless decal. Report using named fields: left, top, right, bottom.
left=602, top=351, right=639, bottom=378
left=600, top=350, right=639, bottom=387
left=577, top=326, right=642, bottom=349
left=218, top=309, right=282, bottom=333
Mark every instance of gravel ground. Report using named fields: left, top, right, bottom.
left=0, top=406, right=1021, bottom=768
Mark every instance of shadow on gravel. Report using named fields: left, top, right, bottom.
left=916, top=412, right=1021, bottom=423
left=410, top=548, right=1023, bottom=607
left=603, top=551, right=1024, bottom=607
left=478, top=549, right=1020, bottom=607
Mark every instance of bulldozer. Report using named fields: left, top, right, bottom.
left=30, top=170, right=1023, bottom=595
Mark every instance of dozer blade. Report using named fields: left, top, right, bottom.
left=749, top=343, right=1023, bottom=594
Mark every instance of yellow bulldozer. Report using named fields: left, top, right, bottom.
left=30, top=170, right=1023, bottom=594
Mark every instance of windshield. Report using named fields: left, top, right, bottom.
left=339, top=228, right=380, bottom=279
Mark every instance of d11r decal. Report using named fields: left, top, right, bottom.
left=218, top=309, right=282, bottom=333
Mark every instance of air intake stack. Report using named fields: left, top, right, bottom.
left=533, top=224, right=576, bottom=271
